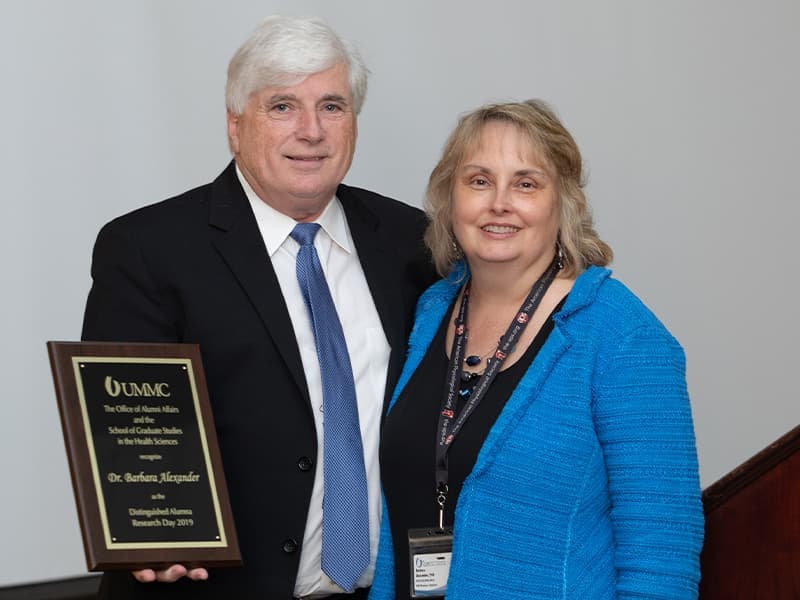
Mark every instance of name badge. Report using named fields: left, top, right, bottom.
left=408, top=527, right=453, bottom=598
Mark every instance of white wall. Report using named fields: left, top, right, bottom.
left=1, top=0, right=797, bottom=586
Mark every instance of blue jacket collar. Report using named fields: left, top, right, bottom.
left=389, top=264, right=612, bottom=413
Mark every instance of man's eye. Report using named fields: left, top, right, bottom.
left=323, top=104, right=341, bottom=112
left=272, top=103, right=290, bottom=112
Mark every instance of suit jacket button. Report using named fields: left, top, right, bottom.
left=297, top=456, right=313, bottom=471
left=282, top=538, right=298, bottom=554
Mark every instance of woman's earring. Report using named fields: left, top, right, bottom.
left=452, top=239, right=463, bottom=259
left=556, top=242, right=564, bottom=269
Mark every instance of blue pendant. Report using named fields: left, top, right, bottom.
left=465, top=355, right=481, bottom=367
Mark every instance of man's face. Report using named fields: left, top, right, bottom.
left=227, top=62, right=357, bottom=221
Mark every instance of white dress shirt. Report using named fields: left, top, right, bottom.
left=237, top=168, right=389, bottom=597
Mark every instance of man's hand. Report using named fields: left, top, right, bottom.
left=132, top=565, right=209, bottom=583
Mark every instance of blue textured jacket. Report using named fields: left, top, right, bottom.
left=369, top=266, right=703, bottom=600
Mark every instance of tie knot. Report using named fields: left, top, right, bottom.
left=290, top=222, right=321, bottom=247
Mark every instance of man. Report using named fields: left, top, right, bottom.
left=82, top=16, right=435, bottom=599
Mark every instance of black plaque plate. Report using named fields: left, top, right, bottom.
left=47, top=341, right=241, bottom=571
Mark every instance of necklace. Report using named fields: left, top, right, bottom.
left=437, top=252, right=562, bottom=506
left=464, top=339, right=497, bottom=368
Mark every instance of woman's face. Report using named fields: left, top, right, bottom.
left=451, top=120, right=560, bottom=276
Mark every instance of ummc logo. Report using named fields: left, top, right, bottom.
left=104, top=376, right=171, bottom=398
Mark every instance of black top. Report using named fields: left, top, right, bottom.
left=380, top=297, right=566, bottom=599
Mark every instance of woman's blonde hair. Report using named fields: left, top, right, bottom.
left=425, top=99, right=612, bottom=277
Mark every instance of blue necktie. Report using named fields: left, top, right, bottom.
left=290, top=223, right=370, bottom=592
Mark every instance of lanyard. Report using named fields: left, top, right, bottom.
left=433, top=255, right=561, bottom=528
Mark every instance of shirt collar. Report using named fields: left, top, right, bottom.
left=235, top=165, right=352, bottom=256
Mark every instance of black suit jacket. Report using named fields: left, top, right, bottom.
left=82, top=162, right=436, bottom=599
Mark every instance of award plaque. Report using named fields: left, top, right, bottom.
left=47, top=341, right=241, bottom=571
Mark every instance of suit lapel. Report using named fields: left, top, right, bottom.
left=203, top=169, right=412, bottom=408
left=338, top=185, right=409, bottom=404
left=207, top=163, right=310, bottom=404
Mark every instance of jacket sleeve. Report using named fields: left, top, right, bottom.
left=593, top=324, right=704, bottom=599
left=81, top=219, right=180, bottom=343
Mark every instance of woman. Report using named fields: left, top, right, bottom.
left=370, top=100, right=703, bottom=599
